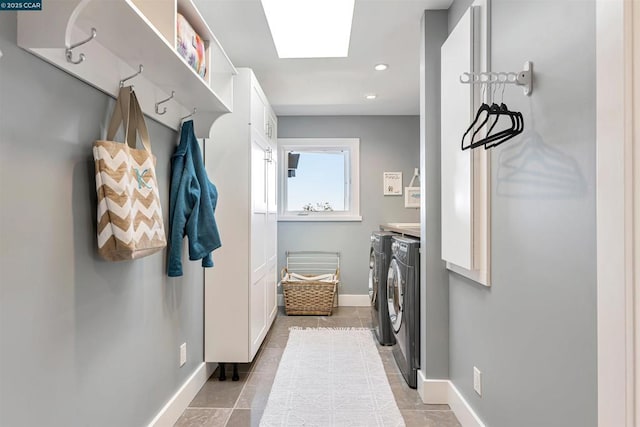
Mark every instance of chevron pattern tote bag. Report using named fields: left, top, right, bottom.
left=93, top=87, right=167, bottom=261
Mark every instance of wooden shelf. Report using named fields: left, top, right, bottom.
left=17, top=0, right=236, bottom=137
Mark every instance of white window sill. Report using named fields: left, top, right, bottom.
left=278, top=215, right=363, bottom=222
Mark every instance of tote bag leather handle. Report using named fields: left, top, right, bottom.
left=106, top=87, right=152, bottom=153
left=128, top=90, right=152, bottom=153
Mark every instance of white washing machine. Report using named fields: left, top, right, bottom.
left=387, top=235, right=420, bottom=388
left=369, top=231, right=395, bottom=345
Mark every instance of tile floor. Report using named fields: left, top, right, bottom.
left=174, top=306, right=461, bottom=427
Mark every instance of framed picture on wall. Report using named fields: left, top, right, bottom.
left=383, top=172, right=402, bottom=195
left=404, top=187, right=420, bottom=208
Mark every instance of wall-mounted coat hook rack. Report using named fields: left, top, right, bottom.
left=155, top=91, right=175, bottom=115
left=65, top=28, right=97, bottom=65
left=181, top=107, right=197, bottom=121
left=460, top=61, right=533, bottom=96
left=119, top=64, right=143, bottom=88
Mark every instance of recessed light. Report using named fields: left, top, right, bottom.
left=374, top=64, right=388, bottom=71
left=365, top=94, right=377, bottom=100
left=260, top=0, right=355, bottom=59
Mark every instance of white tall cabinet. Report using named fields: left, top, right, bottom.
left=204, top=69, right=278, bottom=363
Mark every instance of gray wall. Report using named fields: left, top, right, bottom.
left=0, top=13, right=206, bottom=427
left=446, top=1, right=597, bottom=426
left=419, top=10, right=450, bottom=380
left=278, top=116, right=420, bottom=296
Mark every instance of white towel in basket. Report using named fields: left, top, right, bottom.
left=285, top=272, right=337, bottom=282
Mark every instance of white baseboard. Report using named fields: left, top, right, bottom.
left=338, top=294, right=370, bottom=306
left=277, top=294, right=370, bottom=307
left=417, top=371, right=449, bottom=404
left=417, top=372, right=486, bottom=427
left=148, top=362, right=216, bottom=427
left=447, top=381, right=486, bottom=427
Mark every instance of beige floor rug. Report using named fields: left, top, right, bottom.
left=260, top=328, right=405, bottom=427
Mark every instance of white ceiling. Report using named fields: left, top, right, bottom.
left=195, top=0, right=453, bottom=116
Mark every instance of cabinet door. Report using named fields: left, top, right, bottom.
left=266, top=145, right=278, bottom=263
left=267, top=145, right=277, bottom=214
left=251, top=134, right=268, bottom=277
left=251, top=135, right=268, bottom=213
left=250, top=274, right=267, bottom=358
left=251, top=85, right=266, bottom=137
left=266, top=260, right=278, bottom=322
left=265, top=110, right=277, bottom=144
left=441, top=8, right=473, bottom=270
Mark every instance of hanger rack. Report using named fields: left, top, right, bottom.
left=459, top=61, right=533, bottom=96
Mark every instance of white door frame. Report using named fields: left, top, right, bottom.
left=596, top=1, right=638, bottom=426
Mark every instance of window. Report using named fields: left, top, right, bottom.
left=278, top=138, right=361, bottom=221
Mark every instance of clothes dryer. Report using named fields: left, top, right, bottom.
left=387, top=235, right=421, bottom=388
left=369, top=231, right=395, bottom=345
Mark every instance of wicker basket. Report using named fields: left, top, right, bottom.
left=281, top=268, right=339, bottom=316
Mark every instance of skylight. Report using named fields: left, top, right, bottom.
left=260, top=0, right=355, bottom=59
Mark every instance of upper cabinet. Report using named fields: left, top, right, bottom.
left=440, top=2, right=491, bottom=286
left=17, top=0, right=237, bottom=137
left=251, top=82, right=278, bottom=146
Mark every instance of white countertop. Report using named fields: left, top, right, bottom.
left=380, top=223, right=421, bottom=238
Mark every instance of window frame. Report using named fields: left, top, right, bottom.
left=278, top=138, right=361, bottom=222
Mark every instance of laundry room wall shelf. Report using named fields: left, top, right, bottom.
left=17, top=0, right=237, bottom=137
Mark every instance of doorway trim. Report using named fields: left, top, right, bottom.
left=596, top=1, right=637, bottom=426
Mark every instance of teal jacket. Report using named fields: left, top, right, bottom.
left=167, top=120, right=221, bottom=277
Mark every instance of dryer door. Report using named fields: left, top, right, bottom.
left=387, top=258, right=404, bottom=333
left=369, top=249, right=377, bottom=306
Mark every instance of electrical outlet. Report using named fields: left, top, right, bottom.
left=473, top=366, right=482, bottom=396
left=179, top=343, right=187, bottom=367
